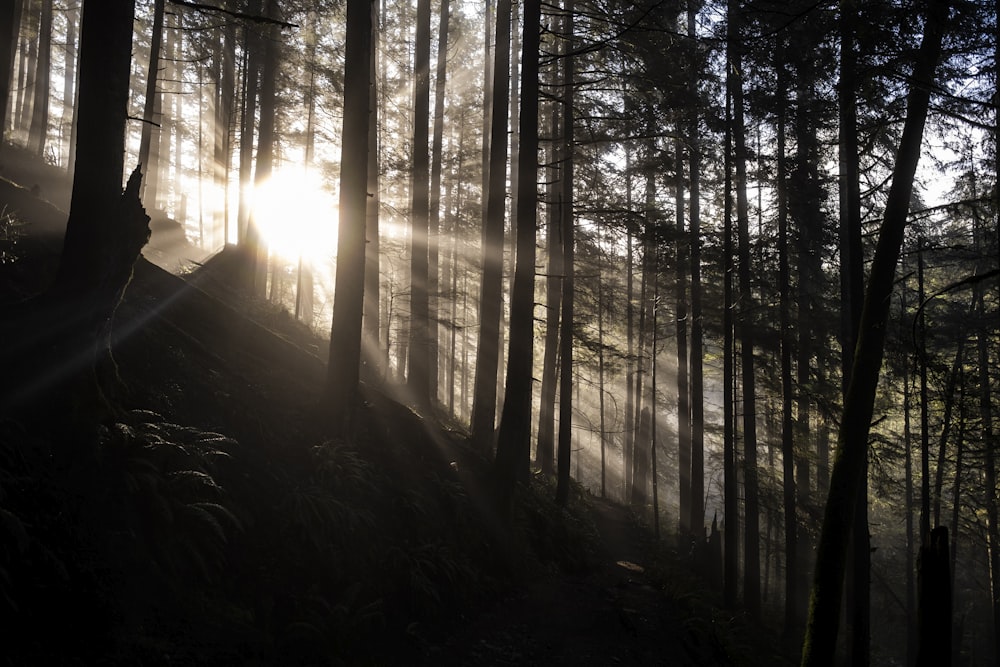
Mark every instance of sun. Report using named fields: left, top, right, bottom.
left=249, top=169, right=338, bottom=265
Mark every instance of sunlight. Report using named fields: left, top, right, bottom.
left=250, top=169, right=338, bottom=265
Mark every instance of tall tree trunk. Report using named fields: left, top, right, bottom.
left=775, top=32, right=799, bottom=640
left=494, top=0, right=540, bottom=510
left=26, top=0, right=48, bottom=156
left=598, top=252, right=607, bottom=498
left=56, top=0, right=135, bottom=288
left=326, top=0, right=373, bottom=433
left=470, top=0, right=511, bottom=447
left=554, top=0, right=574, bottom=507
left=729, top=0, right=759, bottom=617
left=624, top=147, right=635, bottom=501
left=245, top=0, right=279, bottom=297
left=933, top=337, right=966, bottom=526
left=214, top=3, right=236, bottom=242
left=408, top=0, right=432, bottom=407
left=839, top=0, right=869, bottom=662
left=675, top=136, right=690, bottom=536
left=363, top=1, right=380, bottom=374
left=59, top=0, right=75, bottom=168
left=904, top=308, right=917, bottom=666
left=976, top=246, right=1000, bottom=666
left=918, top=237, right=931, bottom=543
left=536, top=96, right=561, bottom=475
left=0, top=0, right=17, bottom=143
left=722, top=63, right=737, bottom=611
left=24, top=0, right=141, bottom=444
left=17, top=0, right=36, bottom=139
left=650, top=278, right=659, bottom=539
left=427, top=0, right=450, bottom=400
left=687, top=1, right=704, bottom=534
left=138, top=0, right=164, bottom=201
left=799, top=2, right=949, bottom=662
left=236, top=0, right=261, bottom=245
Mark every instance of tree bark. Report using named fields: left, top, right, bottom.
left=722, top=60, right=737, bottom=611
left=495, top=0, right=540, bottom=511
left=326, top=0, right=373, bottom=433
left=554, top=0, right=574, bottom=508
left=729, top=0, right=759, bottom=617
left=687, top=0, right=704, bottom=535
left=839, top=1, right=869, bottom=661
left=427, top=0, right=450, bottom=399
left=407, top=0, right=432, bottom=407
left=536, top=96, right=561, bottom=476
left=675, top=136, right=690, bottom=536
left=470, top=0, right=511, bottom=447
left=26, top=0, right=49, bottom=156
left=138, top=0, right=164, bottom=200
left=0, top=0, right=17, bottom=142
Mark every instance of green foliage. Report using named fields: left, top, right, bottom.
left=98, top=410, right=241, bottom=582
left=0, top=206, right=24, bottom=265
left=515, top=473, right=602, bottom=573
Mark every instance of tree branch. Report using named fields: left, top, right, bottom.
left=166, top=0, right=298, bottom=29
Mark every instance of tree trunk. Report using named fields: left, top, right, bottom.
left=236, top=0, right=262, bottom=244
left=722, top=65, right=737, bottom=611
left=213, top=3, right=236, bottom=242
left=776, top=31, right=800, bottom=640
left=138, top=0, right=164, bottom=201
left=624, top=147, right=635, bottom=501
left=26, top=0, right=49, bottom=156
left=17, top=0, right=36, bottom=139
left=326, top=0, right=373, bottom=433
left=903, top=295, right=917, bottom=666
left=0, top=0, right=16, bottom=142
left=427, top=0, right=450, bottom=400
left=9, top=0, right=143, bottom=444
left=675, top=136, right=690, bottom=536
left=495, top=0, right=540, bottom=511
left=407, top=0, right=432, bottom=407
left=687, top=0, right=704, bottom=535
left=536, top=96, right=560, bottom=475
left=729, top=0, right=759, bottom=617
left=554, top=0, right=574, bottom=507
left=470, top=0, right=511, bottom=447
left=839, top=0, right=869, bottom=661
left=799, top=2, right=949, bottom=663
left=363, top=1, right=380, bottom=375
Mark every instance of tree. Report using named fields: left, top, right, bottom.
left=428, top=0, right=451, bottom=398
left=2, top=0, right=144, bottom=446
left=407, top=0, right=432, bottom=408
left=470, top=0, right=512, bottom=447
left=0, top=0, right=17, bottom=141
left=729, top=0, right=760, bottom=618
left=686, top=0, right=704, bottom=538
left=800, top=1, right=950, bottom=662
left=243, top=0, right=280, bottom=296
left=326, top=0, right=373, bottom=432
left=554, top=0, right=574, bottom=507
left=138, top=0, right=165, bottom=201
left=25, top=0, right=48, bottom=156
left=494, top=0, right=540, bottom=512
left=838, top=1, right=869, bottom=662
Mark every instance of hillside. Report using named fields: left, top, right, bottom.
left=0, top=157, right=793, bottom=666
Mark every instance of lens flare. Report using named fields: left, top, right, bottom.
left=250, top=169, right=338, bottom=265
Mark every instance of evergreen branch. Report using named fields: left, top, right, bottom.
left=166, top=0, right=298, bottom=29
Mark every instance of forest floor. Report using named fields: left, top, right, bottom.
left=424, top=498, right=732, bottom=666
left=0, top=150, right=795, bottom=666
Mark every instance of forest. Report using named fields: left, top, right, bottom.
left=0, top=0, right=997, bottom=664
